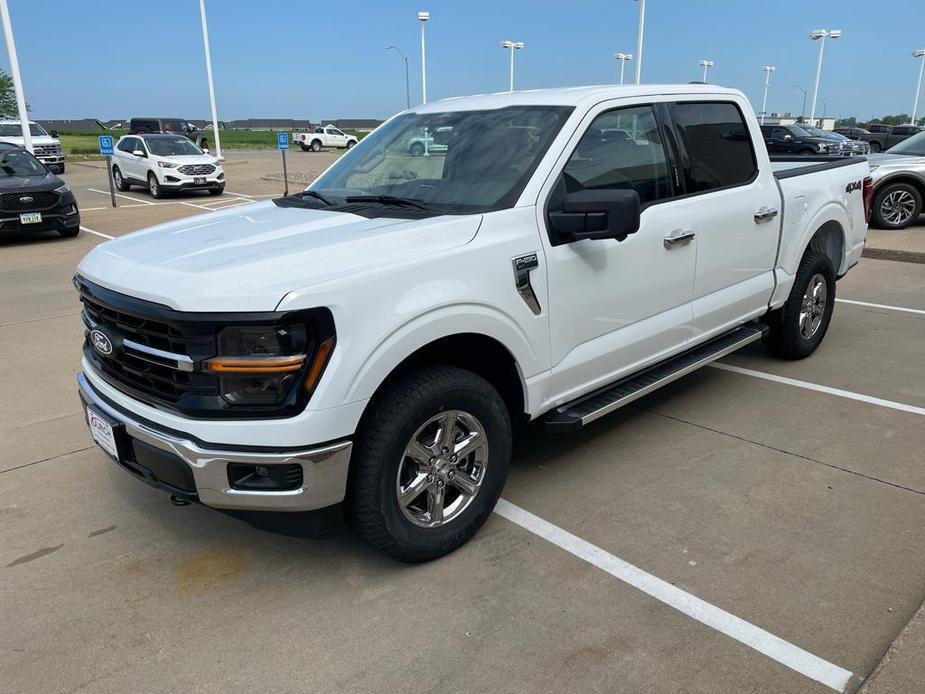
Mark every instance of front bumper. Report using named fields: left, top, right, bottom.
left=77, top=371, right=352, bottom=512
left=0, top=200, right=79, bottom=233
left=157, top=167, right=224, bottom=192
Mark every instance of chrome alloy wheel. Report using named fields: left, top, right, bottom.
left=800, top=273, right=828, bottom=339
left=395, top=410, right=489, bottom=528
left=880, top=189, right=917, bottom=227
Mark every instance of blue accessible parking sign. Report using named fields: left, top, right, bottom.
left=277, top=132, right=289, bottom=150
left=98, top=135, right=114, bottom=156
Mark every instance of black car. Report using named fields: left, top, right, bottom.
left=127, top=118, right=209, bottom=151
left=759, top=124, right=841, bottom=156
left=0, top=143, right=79, bottom=238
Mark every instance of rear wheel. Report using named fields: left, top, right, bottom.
left=310, top=139, right=322, bottom=152
left=871, top=182, right=922, bottom=230
left=346, top=366, right=512, bottom=562
left=113, top=166, right=130, bottom=191
left=301, top=143, right=311, bottom=152
left=147, top=172, right=164, bottom=199
left=762, top=250, right=835, bottom=360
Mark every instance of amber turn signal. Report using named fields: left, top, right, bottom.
left=205, top=355, right=305, bottom=374
left=304, top=336, right=336, bottom=393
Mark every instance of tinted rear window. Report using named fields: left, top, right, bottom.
left=670, top=102, right=757, bottom=193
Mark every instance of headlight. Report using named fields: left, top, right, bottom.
left=54, top=183, right=70, bottom=194
left=205, top=324, right=334, bottom=406
left=157, top=161, right=178, bottom=168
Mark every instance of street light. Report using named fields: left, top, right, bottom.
left=760, top=65, right=775, bottom=125
left=614, top=52, right=633, bottom=85
left=808, top=29, right=841, bottom=124
left=386, top=46, right=411, bottom=110
left=698, top=59, right=715, bottom=83
left=418, top=11, right=429, bottom=104
left=912, top=49, right=925, bottom=126
left=794, top=83, right=808, bottom=122
left=499, top=40, right=525, bottom=92
left=634, top=0, right=645, bottom=84
left=0, top=0, right=32, bottom=152
left=198, top=0, right=222, bottom=159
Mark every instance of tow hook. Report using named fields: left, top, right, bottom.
left=170, top=494, right=191, bottom=507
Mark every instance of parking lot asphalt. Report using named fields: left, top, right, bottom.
left=2, top=152, right=924, bottom=693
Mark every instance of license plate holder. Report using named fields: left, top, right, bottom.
left=85, top=406, right=127, bottom=461
left=194, top=177, right=206, bottom=185
left=20, top=212, right=42, bottom=224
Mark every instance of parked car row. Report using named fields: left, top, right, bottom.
left=759, top=124, right=869, bottom=157
left=835, top=124, right=923, bottom=153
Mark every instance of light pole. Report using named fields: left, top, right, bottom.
left=0, top=0, right=32, bottom=152
left=809, top=29, right=841, bottom=123
left=500, top=40, right=525, bottom=92
left=794, top=83, right=808, bottom=122
left=698, top=59, right=714, bottom=83
left=634, top=0, right=645, bottom=84
left=198, top=0, right=222, bottom=159
left=912, top=49, right=925, bottom=125
left=418, top=11, right=429, bottom=104
left=760, top=65, right=775, bottom=125
left=614, top=53, right=633, bottom=85
left=386, top=46, right=411, bottom=110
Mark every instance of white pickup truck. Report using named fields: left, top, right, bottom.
left=0, top=120, right=65, bottom=173
left=75, top=85, right=870, bottom=562
left=293, top=126, right=358, bottom=152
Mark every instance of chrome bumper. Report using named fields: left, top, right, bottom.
left=77, top=372, right=352, bottom=512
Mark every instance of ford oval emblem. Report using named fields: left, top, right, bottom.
left=89, top=329, right=113, bottom=356
left=20, top=195, right=34, bottom=203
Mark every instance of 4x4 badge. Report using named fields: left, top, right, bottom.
left=512, top=253, right=541, bottom=315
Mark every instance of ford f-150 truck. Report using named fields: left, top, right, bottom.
left=0, top=121, right=65, bottom=173
left=293, top=126, right=358, bottom=152
left=75, top=85, right=871, bottom=562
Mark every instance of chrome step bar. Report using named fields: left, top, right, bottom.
left=543, top=324, right=767, bottom=432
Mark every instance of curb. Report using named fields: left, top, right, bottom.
left=862, top=247, right=925, bottom=265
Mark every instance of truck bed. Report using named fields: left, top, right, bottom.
left=771, top=156, right=868, bottom=179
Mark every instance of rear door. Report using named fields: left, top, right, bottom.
left=667, top=99, right=781, bottom=338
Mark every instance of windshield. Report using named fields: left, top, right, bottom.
left=788, top=125, right=812, bottom=137
left=0, top=148, right=46, bottom=176
left=161, top=120, right=189, bottom=133
left=885, top=131, right=925, bottom=156
left=0, top=123, right=49, bottom=137
left=145, top=137, right=203, bottom=156
left=308, top=105, right=574, bottom=214
left=801, top=126, right=839, bottom=139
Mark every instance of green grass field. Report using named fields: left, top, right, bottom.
left=59, top=129, right=366, bottom=160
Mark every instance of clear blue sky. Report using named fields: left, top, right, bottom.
left=2, top=0, right=923, bottom=122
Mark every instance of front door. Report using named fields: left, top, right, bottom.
left=541, top=103, right=697, bottom=405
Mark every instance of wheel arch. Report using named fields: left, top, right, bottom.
left=873, top=174, right=925, bottom=200
left=804, top=219, right=845, bottom=276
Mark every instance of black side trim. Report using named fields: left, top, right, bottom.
left=772, top=156, right=867, bottom=179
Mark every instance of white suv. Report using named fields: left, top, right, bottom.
left=111, top=134, right=224, bottom=198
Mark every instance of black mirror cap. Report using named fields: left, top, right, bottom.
left=50, top=129, right=59, bottom=138
left=549, top=188, right=641, bottom=243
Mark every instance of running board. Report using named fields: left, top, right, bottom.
left=543, top=324, right=768, bottom=432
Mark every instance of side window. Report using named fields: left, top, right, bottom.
left=771, top=127, right=788, bottom=139
left=561, top=105, right=672, bottom=206
left=670, top=101, right=757, bottom=193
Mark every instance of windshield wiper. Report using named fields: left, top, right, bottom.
left=345, top=194, right=427, bottom=210
left=301, top=190, right=333, bottom=206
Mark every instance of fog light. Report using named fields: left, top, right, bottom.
left=228, top=463, right=302, bottom=491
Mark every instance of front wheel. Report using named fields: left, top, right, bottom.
left=208, top=186, right=224, bottom=196
left=763, top=250, right=835, bottom=360
left=147, top=173, right=164, bottom=199
left=871, top=183, right=922, bottom=230
left=346, top=366, right=512, bottom=562
left=346, top=140, right=356, bottom=149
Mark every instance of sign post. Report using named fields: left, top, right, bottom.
left=98, top=135, right=116, bottom=208
left=277, top=132, right=289, bottom=196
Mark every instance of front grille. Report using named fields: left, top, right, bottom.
left=34, top=145, right=62, bottom=155
left=80, top=292, right=219, bottom=404
left=0, top=191, right=59, bottom=211
left=177, top=164, right=215, bottom=176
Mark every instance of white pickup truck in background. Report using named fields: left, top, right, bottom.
left=293, top=125, right=358, bottom=152
left=75, top=85, right=870, bottom=562
left=0, top=120, right=66, bottom=173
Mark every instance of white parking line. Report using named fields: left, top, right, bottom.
left=494, top=499, right=853, bottom=692
left=835, top=298, right=925, bottom=316
left=710, top=363, right=925, bottom=416
left=79, top=226, right=114, bottom=240
left=87, top=188, right=155, bottom=205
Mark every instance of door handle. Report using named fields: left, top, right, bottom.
left=663, top=229, right=696, bottom=249
left=754, top=207, right=779, bottom=223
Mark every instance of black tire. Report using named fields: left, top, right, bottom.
left=57, top=227, right=80, bottom=238
left=869, top=141, right=882, bottom=153
left=346, top=140, right=357, bottom=149
left=208, top=187, right=224, bottom=196
left=798, top=148, right=815, bottom=155
left=346, top=366, right=512, bottom=563
left=301, top=143, right=311, bottom=152
left=56, top=164, right=66, bottom=174
left=871, top=182, right=922, bottom=230
left=409, top=142, right=425, bottom=157
left=310, top=139, right=322, bottom=152
left=762, top=250, right=835, bottom=360
left=113, top=166, right=130, bottom=192
left=147, top=172, right=164, bottom=199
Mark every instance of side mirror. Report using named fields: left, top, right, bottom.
left=549, top=188, right=641, bottom=242
left=783, top=134, right=793, bottom=141
left=50, top=129, right=59, bottom=138
left=132, top=150, right=146, bottom=158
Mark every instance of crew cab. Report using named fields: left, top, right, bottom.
left=759, top=124, right=841, bottom=155
left=0, top=121, right=65, bottom=173
left=75, top=85, right=870, bottom=562
left=110, top=134, right=225, bottom=198
left=293, top=126, right=358, bottom=152
left=859, top=124, right=923, bottom=153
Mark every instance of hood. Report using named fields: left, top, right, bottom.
left=0, top=172, right=61, bottom=191
left=0, top=135, right=58, bottom=146
left=154, top=154, right=220, bottom=166
left=77, top=201, right=481, bottom=312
